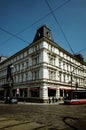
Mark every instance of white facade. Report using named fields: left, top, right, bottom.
left=0, top=26, right=86, bottom=102
left=0, top=56, right=7, bottom=63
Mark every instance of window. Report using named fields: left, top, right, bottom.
left=20, top=89, right=23, bottom=97
left=21, top=75, right=24, bottom=82
left=26, top=61, right=28, bottom=68
left=32, top=70, right=39, bottom=80
left=59, top=73, right=62, bottom=82
left=18, top=64, right=20, bottom=71
left=20, top=54, right=23, bottom=59
left=32, top=55, right=39, bottom=65
left=24, top=51, right=27, bottom=57
left=18, top=75, right=20, bottom=83
left=59, top=60, right=61, bottom=68
left=22, top=63, right=24, bottom=69
left=35, top=45, right=37, bottom=51
left=49, top=69, right=56, bottom=80
left=63, top=74, right=66, bottom=82
left=70, top=66, right=72, bottom=72
left=15, top=65, right=17, bottom=72
left=13, top=89, right=16, bottom=97
left=48, top=54, right=56, bottom=66
left=14, top=76, right=16, bottom=83
left=63, top=62, right=65, bottom=70
left=67, top=64, right=69, bottom=71
left=67, top=75, right=69, bottom=82
left=25, top=73, right=28, bottom=81
left=30, top=88, right=39, bottom=97
left=24, top=89, right=27, bottom=97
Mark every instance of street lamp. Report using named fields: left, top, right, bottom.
left=75, top=81, right=78, bottom=90
left=6, top=64, right=14, bottom=100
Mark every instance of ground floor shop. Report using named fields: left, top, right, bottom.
left=0, top=83, right=83, bottom=103
left=11, top=84, right=73, bottom=103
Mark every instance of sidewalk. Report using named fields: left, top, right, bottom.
left=0, top=100, right=64, bottom=105
left=18, top=100, right=64, bottom=105
left=0, top=100, right=4, bottom=104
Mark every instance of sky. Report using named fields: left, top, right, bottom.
left=0, top=0, right=86, bottom=61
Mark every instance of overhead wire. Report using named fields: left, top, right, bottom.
left=76, top=47, right=86, bottom=54
left=0, top=0, right=71, bottom=47
left=16, top=0, right=71, bottom=34
left=0, top=27, right=29, bottom=44
left=45, top=0, right=75, bottom=55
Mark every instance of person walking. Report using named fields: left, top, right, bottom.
left=48, top=97, right=51, bottom=103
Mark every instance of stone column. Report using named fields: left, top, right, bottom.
left=40, top=86, right=48, bottom=102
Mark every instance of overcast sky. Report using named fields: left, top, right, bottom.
left=0, top=0, right=86, bottom=61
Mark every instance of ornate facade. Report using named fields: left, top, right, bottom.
left=0, top=25, right=86, bottom=102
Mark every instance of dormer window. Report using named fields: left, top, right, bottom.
left=33, top=25, right=54, bottom=42
left=47, top=31, right=51, bottom=39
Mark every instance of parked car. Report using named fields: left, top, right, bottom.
left=5, top=97, right=17, bottom=104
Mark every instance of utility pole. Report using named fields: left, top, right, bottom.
left=6, top=64, right=14, bottom=99
left=70, top=64, right=84, bottom=90
left=70, top=72, right=73, bottom=90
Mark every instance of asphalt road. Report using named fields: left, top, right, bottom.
left=0, top=103, right=86, bottom=130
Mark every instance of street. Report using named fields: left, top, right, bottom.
left=0, top=103, right=86, bottom=130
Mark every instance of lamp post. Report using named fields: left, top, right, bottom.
left=6, top=64, right=14, bottom=100
left=75, top=81, right=78, bottom=90
left=70, top=72, right=73, bottom=90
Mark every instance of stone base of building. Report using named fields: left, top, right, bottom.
left=17, top=97, right=48, bottom=103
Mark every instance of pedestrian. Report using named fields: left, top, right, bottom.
left=55, top=97, right=58, bottom=102
left=48, top=97, right=51, bottom=103
left=52, top=97, right=54, bottom=103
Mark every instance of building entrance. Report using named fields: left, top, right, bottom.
left=48, top=88, right=56, bottom=97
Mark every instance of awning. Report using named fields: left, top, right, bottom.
left=29, top=88, right=39, bottom=91
left=48, top=87, right=57, bottom=90
left=60, top=87, right=72, bottom=90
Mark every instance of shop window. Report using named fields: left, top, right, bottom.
left=24, top=89, right=27, bottom=97
left=13, top=89, right=16, bottom=97
left=60, top=89, right=63, bottom=97
left=30, top=88, right=39, bottom=97
left=48, top=88, right=56, bottom=97
left=20, top=89, right=23, bottom=97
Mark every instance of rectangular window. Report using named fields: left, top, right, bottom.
left=21, top=75, right=24, bottom=82
left=18, top=75, right=20, bottom=83
left=48, top=54, right=56, bottom=66
left=18, top=64, right=20, bottom=71
left=63, top=62, right=65, bottom=70
left=25, top=73, right=28, bottom=81
left=20, top=89, right=23, bottom=97
left=49, top=69, right=56, bottom=80
left=32, top=55, right=39, bottom=65
left=26, top=61, right=28, bottom=68
left=30, top=88, right=39, bottom=97
left=59, top=73, right=62, bottom=82
left=67, top=64, right=69, bottom=71
left=63, top=74, right=66, bottom=82
left=22, top=63, right=24, bottom=68
left=32, top=70, right=39, bottom=80
left=59, top=61, right=61, bottom=68
left=24, top=89, right=27, bottom=97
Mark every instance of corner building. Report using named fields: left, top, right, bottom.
left=0, top=25, right=86, bottom=102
